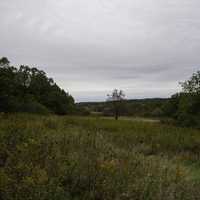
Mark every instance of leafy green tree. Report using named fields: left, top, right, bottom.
left=181, top=71, right=200, bottom=93
left=0, top=57, right=10, bottom=66
left=163, top=71, right=200, bottom=127
left=0, top=57, right=75, bottom=114
left=0, top=58, right=19, bottom=112
left=178, top=71, right=200, bottom=127
left=162, top=93, right=180, bottom=118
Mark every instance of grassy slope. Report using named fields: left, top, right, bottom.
left=1, top=114, right=200, bottom=199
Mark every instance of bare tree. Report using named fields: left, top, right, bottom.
left=107, top=89, right=125, bottom=120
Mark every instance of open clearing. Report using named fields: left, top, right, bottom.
left=1, top=114, right=200, bottom=199
left=101, top=116, right=160, bottom=123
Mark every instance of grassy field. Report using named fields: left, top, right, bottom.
left=101, top=116, right=160, bottom=123
left=1, top=114, right=200, bottom=200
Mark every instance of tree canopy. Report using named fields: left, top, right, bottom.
left=0, top=57, right=74, bottom=114
left=181, top=71, right=200, bottom=93
left=163, top=70, right=200, bottom=127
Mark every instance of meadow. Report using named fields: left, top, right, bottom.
left=1, top=114, right=200, bottom=200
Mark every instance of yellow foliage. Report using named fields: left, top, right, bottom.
left=32, top=168, right=48, bottom=184
left=100, top=159, right=119, bottom=171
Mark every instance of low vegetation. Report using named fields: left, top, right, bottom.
left=1, top=114, right=200, bottom=200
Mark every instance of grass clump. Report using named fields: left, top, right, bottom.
left=0, top=114, right=200, bottom=199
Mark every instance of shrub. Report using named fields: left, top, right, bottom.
left=19, top=101, right=51, bottom=114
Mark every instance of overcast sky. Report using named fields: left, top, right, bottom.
left=0, top=0, right=200, bottom=102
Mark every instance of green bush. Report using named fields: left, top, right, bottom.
left=164, top=71, right=200, bottom=128
left=19, top=101, right=51, bottom=114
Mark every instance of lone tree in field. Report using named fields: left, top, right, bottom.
left=107, top=89, right=125, bottom=120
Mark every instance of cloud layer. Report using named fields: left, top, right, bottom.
left=0, top=0, right=200, bottom=101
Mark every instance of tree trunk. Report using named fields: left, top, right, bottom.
left=115, top=109, right=119, bottom=120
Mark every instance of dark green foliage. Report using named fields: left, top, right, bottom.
left=19, top=101, right=51, bottom=114
left=163, top=71, right=200, bottom=128
left=176, top=93, right=200, bottom=127
left=162, top=93, right=180, bottom=118
left=78, top=98, right=168, bottom=118
left=0, top=57, right=75, bottom=114
left=0, top=57, right=10, bottom=66
left=74, top=106, right=91, bottom=116
left=181, top=71, right=200, bottom=93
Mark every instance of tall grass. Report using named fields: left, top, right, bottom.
left=0, top=114, right=200, bottom=199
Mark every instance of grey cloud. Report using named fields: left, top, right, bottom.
left=0, top=0, right=200, bottom=102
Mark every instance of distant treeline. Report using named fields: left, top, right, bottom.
left=78, top=70, right=200, bottom=128
left=77, top=98, right=168, bottom=118
left=0, top=57, right=75, bottom=114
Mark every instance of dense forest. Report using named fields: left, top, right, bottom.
left=0, top=57, right=75, bottom=115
